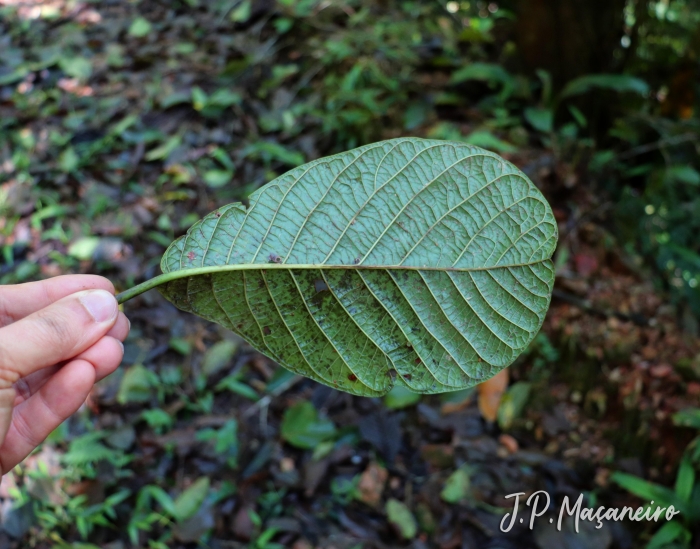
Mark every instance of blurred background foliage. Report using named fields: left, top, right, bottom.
left=1, top=0, right=699, bottom=315
left=1, top=0, right=700, bottom=548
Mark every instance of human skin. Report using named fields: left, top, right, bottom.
left=0, top=275, right=130, bottom=476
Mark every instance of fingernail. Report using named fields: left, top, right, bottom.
left=127, top=317, right=131, bottom=331
left=117, top=339, right=124, bottom=353
left=79, top=290, right=118, bottom=323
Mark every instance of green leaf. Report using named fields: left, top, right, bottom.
left=58, top=57, right=92, bottom=80
left=567, top=105, right=587, bottom=128
left=450, top=63, right=514, bottom=99
left=161, top=91, right=192, bottom=109
left=497, top=381, right=531, bottom=430
left=214, top=420, right=239, bottom=456
left=169, top=337, right=191, bottom=355
left=202, top=340, right=238, bottom=377
left=560, top=74, right=649, bottom=99
left=265, top=367, right=298, bottom=393
left=403, top=101, right=431, bottom=130
left=230, top=0, right=252, bottom=22
left=675, top=457, right=695, bottom=503
left=196, top=420, right=239, bottom=465
left=145, top=486, right=177, bottom=516
left=172, top=478, right=210, bottom=522
left=208, top=89, right=242, bottom=108
left=666, top=166, right=700, bottom=186
left=141, top=409, right=174, bottom=432
left=145, top=136, right=181, bottom=162
left=119, top=138, right=557, bottom=397
left=647, top=521, right=689, bottom=549
left=535, top=69, right=553, bottom=105
left=386, top=498, right=418, bottom=539
left=610, top=472, right=683, bottom=511
left=68, top=237, right=100, bottom=261
left=191, top=86, right=208, bottom=111
left=384, top=385, right=421, bottom=409
left=674, top=408, right=700, bottom=429
left=62, top=433, right=114, bottom=466
left=243, top=141, right=305, bottom=166
left=215, top=376, right=259, bottom=400
left=451, top=62, right=511, bottom=84
left=524, top=108, right=554, bottom=133
left=463, top=131, right=517, bottom=153
left=129, top=17, right=152, bottom=38
left=58, top=147, right=79, bottom=172
left=117, top=364, right=157, bottom=404
left=281, top=401, right=336, bottom=449
left=312, top=441, right=334, bottom=461
left=203, top=169, right=233, bottom=189
left=441, top=467, right=470, bottom=503
left=0, top=68, right=29, bottom=86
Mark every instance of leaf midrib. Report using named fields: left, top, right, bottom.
left=115, top=259, right=552, bottom=305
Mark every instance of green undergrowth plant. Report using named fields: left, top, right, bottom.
left=116, top=137, right=558, bottom=397
left=524, top=71, right=650, bottom=139
left=611, top=408, right=700, bottom=548
left=601, top=114, right=700, bottom=317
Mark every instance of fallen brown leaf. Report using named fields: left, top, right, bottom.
left=477, top=369, right=509, bottom=423
left=357, top=462, right=388, bottom=507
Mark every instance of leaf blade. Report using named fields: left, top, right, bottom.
left=153, top=138, right=557, bottom=396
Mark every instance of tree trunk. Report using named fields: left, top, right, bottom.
left=507, top=0, right=628, bottom=90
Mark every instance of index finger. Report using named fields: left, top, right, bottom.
left=0, top=275, right=114, bottom=325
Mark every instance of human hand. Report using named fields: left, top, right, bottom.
left=0, top=275, right=130, bottom=475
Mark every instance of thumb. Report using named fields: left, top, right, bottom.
left=0, top=289, right=118, bottom=469
left=0, top=289, right=119, bottom=379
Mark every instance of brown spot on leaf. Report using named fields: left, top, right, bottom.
left=263, top=326, right=271, bottom=336
left=348, top=374, right=357, bottom=382
left=187, top=251, right=196, bottom=261
left=415, top=358, right=421, bottom=365
left=403, top=374, right=412, bottom=381
left=214, top=210, right=221, bottom=218
left=237, top=324, right=243, bottom=329
left=387, top=370, right=397, bottom=380
left=268, top=253, right=282, bottom=263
